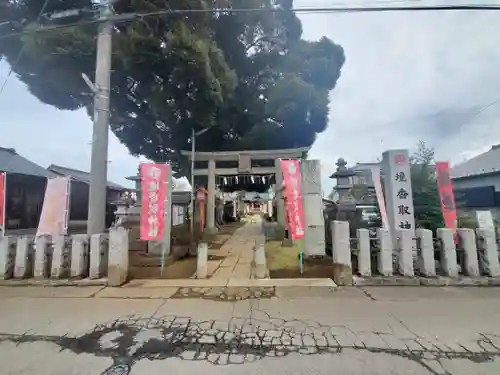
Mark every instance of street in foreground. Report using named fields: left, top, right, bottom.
left=0, top=286, right=499, bottom=374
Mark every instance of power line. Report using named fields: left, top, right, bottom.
left=455, top=95, right=500, bottom=133
left=0, top=0, right=52, bottom=96
left=0, top=4, right=499, bottom=41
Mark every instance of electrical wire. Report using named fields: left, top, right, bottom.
left=0, top=0, right=52, bottom=96
left=0, top=4, right=499, bottom=41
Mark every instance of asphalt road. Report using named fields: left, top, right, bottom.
left=0, top=286, right=500, bottom=374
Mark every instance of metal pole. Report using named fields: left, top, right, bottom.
left=87, top=5, right=113, bottom=235
left=0, top=172, right=6, bottom=236
left=190, top=128, right=195, bottom=234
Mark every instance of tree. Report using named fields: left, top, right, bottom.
left=410, top=140, right=443, bottom=232
left=0, top=0, right=345, bottom=173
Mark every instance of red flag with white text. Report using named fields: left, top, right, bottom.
left=140, top=163, right=170, bottom=241
left=280, top=159, right=305, bottom=240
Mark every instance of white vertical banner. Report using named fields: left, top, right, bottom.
left=371, top=167, right=389, bottom=230
left=37, top=177, right=71, bottom=239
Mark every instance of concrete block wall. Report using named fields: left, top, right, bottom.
left=331, top=221, right=500, bottom=282
left=0, top=227, right=129, bottom=286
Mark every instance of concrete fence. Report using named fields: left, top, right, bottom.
left=331, top=221, right=500, bottom=285
left=0, top=227, right=129, bottom=286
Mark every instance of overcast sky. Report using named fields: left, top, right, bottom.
left=1, top=0, right=499, bottom=193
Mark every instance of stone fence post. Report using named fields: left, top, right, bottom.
left=108, top=227, right=129, bottom=286
left=377, top=228, right=393, bottom=276
left=71, top=234, right=90, bottom=278
left=357, top=228, right=371, bottom=277
left=397, top=229, right=414, bottom=277
left=476, top=228, right=500, bottom=277
left=457, top=228, right=480, bottom=277
left=14, top=236, right=33, bottom=278
left=0, top=236, right=14, bottom=279
left=89, top=234, right=108, bottom=279
left=437, top=228, right=458, bottom=277
left=51, top=235, right=69, bottom=279
left=331, top=220, right=351, bottom=285
left=416, top=229, right=436, bottom=277
left=254, top=234, right=267, bottom=279
left=34, top=235, right=50, bottom=278
left=196, top=242, right=208, bottom=279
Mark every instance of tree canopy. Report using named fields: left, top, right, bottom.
left=410, top=140, right=443, bottom=232
left=0, top=0, right=345, bottom=172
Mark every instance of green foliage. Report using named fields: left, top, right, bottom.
left=410, top=141, right=443, bottom=232
left=457, top=215, right=478, bottom=229
left=0, top=0, right=345, bottom=173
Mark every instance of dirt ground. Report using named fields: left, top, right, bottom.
left=266, top=240, right=334, bottom=279
left=130, top=221, right=245, bottom=279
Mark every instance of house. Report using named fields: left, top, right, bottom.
left=327, top=162, right=380, bottom=205
left=0, top=147, right=56, bottom=230
left=47, top=164, right=128, bottom=222
left=450, top=144, right=500, bottom=218
left=351, top=162, right=381, bottom=187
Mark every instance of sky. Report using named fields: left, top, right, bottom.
left=1, top=0, right=500, bottom=194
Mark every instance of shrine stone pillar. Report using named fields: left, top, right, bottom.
left=274, top=158, right=286, bottom=229
left=301, top=159, right=326, bottom=256
left=206, top=159, right=216, bottom=233
left=382, top=150, right=415, bottom=245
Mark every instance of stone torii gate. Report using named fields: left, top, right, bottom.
left=181, top=147, right=309, bottom=233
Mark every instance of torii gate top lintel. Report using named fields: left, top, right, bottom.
left=184, top=147, right=308, bottom=232
left=180, top=147, right=310, bottom=162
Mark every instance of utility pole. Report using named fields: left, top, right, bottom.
left=189, top=127, right=209, bottom=250
left=190, top=128, right=196, bottom=239
left=87, top=4, right=114, bottom=235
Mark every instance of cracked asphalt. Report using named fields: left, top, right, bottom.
left=0, top=286, right=499, bottom=374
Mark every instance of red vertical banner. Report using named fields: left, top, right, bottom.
left=0, top=173, right=5, bottom=232
left=140, top=163, right=170, bottom=241
left=280, top=159, right=305, bottom=240
left=435, top=161, right=457, bottom=232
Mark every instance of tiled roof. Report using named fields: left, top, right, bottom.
left=47, top=164, right=127, bottom=190
left=0, top=147, right=55, bottom=178
left=451, top=145, right=500, bottom=179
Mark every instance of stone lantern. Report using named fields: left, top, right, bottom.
left=126, top=166, right=142, bottom=203
left=329, top=158, right=357, bottom=221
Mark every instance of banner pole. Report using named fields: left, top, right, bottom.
left=299, top=160, right=303, bottom=275
left=0, top=173, right=6, bottom=236
left=160, top=170, right=169, bottom=277
left=299, top=239, right=303, bottom=275
left=160, top=164, right=172, bottom=277
left=64, top=177, right=71, bottom=236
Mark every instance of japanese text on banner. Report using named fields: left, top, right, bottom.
left=435, top=161, right=457, bottom=232
left=392, top=153, right=415, bottom=231
left=140, top=163, right=170, bottom=241
left=280, top=159, right=305, bottom=240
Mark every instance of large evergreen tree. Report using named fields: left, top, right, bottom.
left=0, top=0, right=345, bottom=172
left=410, top=140, right=443, bottom=232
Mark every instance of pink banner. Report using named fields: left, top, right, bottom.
left=280, top=159, right=305, bottom=240
left=140, top=163, right=170, bottom=241
left=371, top=167, right=389, bottom=229
left=435, top=162, right=457, bottom=232
left=36, top=177, right=70, bottom=239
